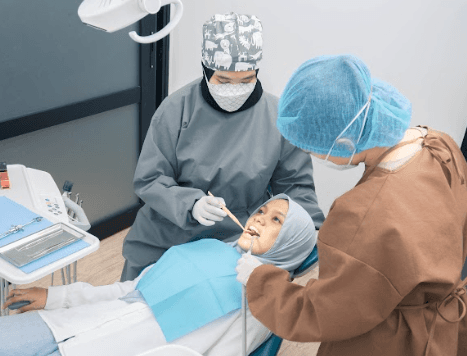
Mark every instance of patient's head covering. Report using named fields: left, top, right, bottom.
left=201, top=12, right=263, bottom=72
left=277, top=54, right=412, bottom=157
left=231, top=194, right=317, bottom=272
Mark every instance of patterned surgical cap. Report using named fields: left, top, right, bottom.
left=202, top=12, right=263, bottom=72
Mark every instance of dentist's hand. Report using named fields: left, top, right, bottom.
left=192, top=195, right=227, bottom=226
left=236, top=253, right=263, bottom=286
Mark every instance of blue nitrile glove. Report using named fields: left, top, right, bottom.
left=192, top=195, right=227, bottom=226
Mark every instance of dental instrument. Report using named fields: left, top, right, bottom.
left=78, top=0, right=184, bottom=44
left=206, top=191, right=260, bottom=355
left=207, top=191, right=246, bottom=231
left=207, top=191, right=259, bottom=236
left=62, top=187, right=90, bottom=284
left=0, top=223, right=85, bottom=268
left=0, top=217, right=43, bottom=240
left=72, top=193, right=80, bottom=220
left=63, top=181, right=74, bottom=216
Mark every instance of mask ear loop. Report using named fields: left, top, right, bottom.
left=203, top=72, right=211, bottom=86
left=355, top=88, right=373, bottom=146
left=325, top=87, right=373, bottom=163
left=345, top=88, right=373, bottom=166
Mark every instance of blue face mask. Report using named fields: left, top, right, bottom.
left=312, top=88, right=372, bottom=170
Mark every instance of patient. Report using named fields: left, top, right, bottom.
left=1, top=194, right=317, bottom=356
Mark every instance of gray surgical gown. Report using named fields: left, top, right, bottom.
left=121, top=78, right=324, bottom=281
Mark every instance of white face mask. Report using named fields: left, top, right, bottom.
left=205, top=75, right=256, bottom=112
left=311, top=154, right=359, bottom=170
left=311, top=88, right=373, bottom=170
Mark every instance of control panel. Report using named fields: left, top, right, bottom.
left=0, top=165, right=68, bottom=223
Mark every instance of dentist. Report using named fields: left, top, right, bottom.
left=121, top=12, right=324, bottom=282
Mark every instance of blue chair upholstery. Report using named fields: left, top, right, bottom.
left=292, top=244, right=319, bottom=278
left=249, top=244, right=319, bottom=356
left=250, top=335, right=283, bottom=356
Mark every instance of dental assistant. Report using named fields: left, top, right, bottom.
left=237, top=54, right=467, bottom=356
left=120, top=12, right=324, bottom=282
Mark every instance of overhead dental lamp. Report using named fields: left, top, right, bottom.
left=78, top=0, right=183, bottom=44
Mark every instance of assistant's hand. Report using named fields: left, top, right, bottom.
left=192, top=195, right=227, bottom=226
left=2, top=287, right=48, bottom=313
left=236, top=253, right=263, bottom=286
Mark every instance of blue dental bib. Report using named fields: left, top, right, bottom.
left=136, top=239, right=242, bottom=342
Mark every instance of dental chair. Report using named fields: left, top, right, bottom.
left=250, top=244, right=319, bottom=356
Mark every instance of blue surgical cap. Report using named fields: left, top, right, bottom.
left=277, top=54, right=412, bottom=157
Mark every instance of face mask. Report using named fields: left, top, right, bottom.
left=311, top=154, right=359, bottom=170
left=205, top=75, right=256, bottom=112
left=312, top=88, right=373, bottom=170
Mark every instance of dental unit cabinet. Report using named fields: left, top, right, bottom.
left=0, top=164, right=100, bottom=316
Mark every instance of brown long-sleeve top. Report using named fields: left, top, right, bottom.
left=247, top=127, right=467, bottom=356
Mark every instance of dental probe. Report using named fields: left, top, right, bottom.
left=207, top=191, right=259, bottom=236
left=0, top=217, right=43, bottom=240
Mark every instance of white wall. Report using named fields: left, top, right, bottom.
left=168, top=0, right=467, bottom=216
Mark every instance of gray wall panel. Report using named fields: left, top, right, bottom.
left=0, top=105, right=139, bottom=224
left=0, top=1, right=139, bottom=123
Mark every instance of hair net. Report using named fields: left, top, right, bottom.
left=230, top=194, right=317, bottom=272
left=277, top=54, right=412, bottom=157
left=202, top=12, right=263, bottom=72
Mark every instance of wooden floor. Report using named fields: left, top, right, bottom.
left=14, top=228, right=321, bottom=356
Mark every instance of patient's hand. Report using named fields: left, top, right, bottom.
left=2, top=287, right=48, bottom=313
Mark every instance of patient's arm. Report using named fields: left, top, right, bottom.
left=45, top=263, right=154, bottom=309
left=4, top=264, right=154, bottom=311
left=1, top=280, right=137, bottom=313
left=44, top=279, right=139, bottom=309
left=1, top=287, right=47, bottom=313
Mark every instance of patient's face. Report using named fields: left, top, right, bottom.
left=237, top=199, right=289, bottom=255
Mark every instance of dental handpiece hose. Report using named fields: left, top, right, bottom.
left=242, top=236, right=257, bottom=356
